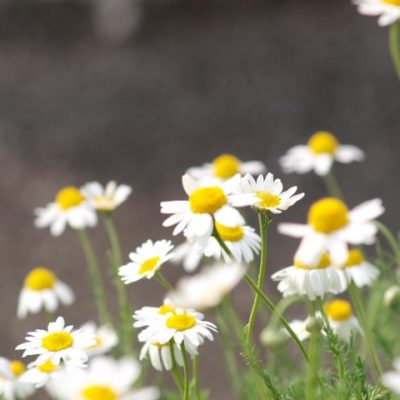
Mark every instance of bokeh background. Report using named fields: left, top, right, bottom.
left=0, top=0, right=399, bottom=398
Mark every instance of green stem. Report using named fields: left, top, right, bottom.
left=181, top=343, right=191, bottom=400
left=389, top=21, right=400, bottom=81
left=192, top=355, right=201, bottom=400
left=305, top=302, right=319, bottom=400
left=155, top=271, right=174, bottom=292
left=169, top=341, right=184, bottom=393
left=77, top=229, right=111, bottom=325
left=322, top=170, right=344, bottom=200
left=375, top=221, right=400, bottom=269
left=102, top=213, right=134, bottom=355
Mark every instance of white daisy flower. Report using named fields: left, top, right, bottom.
left=81, top=322, right=119, bottom=357
left=161, top=174, right=253, bottom=247
left=34, top=186, right=97, bottom=236
left=382, top=358, right=400, bottom=394
left=17, top=267, right=74, bottom=319
left=171, top=238, right=204, bottom=272
left=278, top=197, right=384, bottom=267
left=47, top=356, right=159, bottom=400
left=133, top=299, right=178, bottom=329
left=353, top=0, right=400, bottom=26
left=187, top=153, right=266, bottom=182
left=169, top=263, right=245, bottom=311
left=271, top=254, right=348, bottom=301
left=81, top=181, right=132, bottom=212
left=0, top=358, right=34, bottom=400
left=119, top=239, right=174, bottom=284
left=279, top=131, right=364, bottom=176
left=16, top=316, right=95, bottom=366
left=234, top=173, right=304, bottom=214
left=323, top=299, right=362, bottom=343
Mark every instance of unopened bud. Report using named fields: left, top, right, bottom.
left=383, top=285, right=400, bottom=309
left=260, top=328, right=289, bottom=350
left=305, top=316, right=323, bottom=333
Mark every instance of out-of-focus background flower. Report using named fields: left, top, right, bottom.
left=0, top=0, right=399, bottom=398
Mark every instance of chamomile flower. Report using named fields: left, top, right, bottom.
left=34, top=186, right=97, bottom=236
left=271, top=254, right=348, bottom=300
left=81, top=322, right=119, bottom=357
left=279, top=131, right=364, bottom=176
left=382, top=358, right=400, bottom=394
left=353, top=0, right=400, bottom=26
left=234, top=173, right=304, bottom=214
left=169, top=263, right=245, bottom=311
left=0, top=358, right=34, bottom=400
left=16, top=316, right=95, bottom=366
left=323, top=299, right=362, bottom=343
left=278, top=197, right=384, bottom=267
left=187, top=153, right=266, bottom=182
left=81, top=181, right=132, bottom=212
left=133, top=299, right=177, bottom=329
left=17, top=267, right=74, bottom=319
left=171, top=238, right=204, bottom=272
left=119, top=240, right=174, bottom=284
left=47, top=356, right=159, bottom=400
left=287, top=319, right=311, bottom=342
left=161, top=174, right=253, bottom=247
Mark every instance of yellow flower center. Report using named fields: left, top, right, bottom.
left=138, top=256, right=160, bottom=275
left=86, top=336, right=104, bottom=350
left=38, top=360, right=59, bottom=374
left=294, top=253, right=331, bottom=270
left=308, top=197, right=349, bottom=233
left=82, top=385, right=117, bottom=400
left=215, top=222, right=244, bottom=242
left=166, top=313, right=197, bottom=331
left=42, top=331, right=74, bottom=352
left=93, top=195, right=115, bottom=211
left=159, top=304, right=176, bottom=315
left=24, top=268, right=56, bottom=291
left=344, top=249, right=365, bottom=268
left=56, top=186, right=85, bottom=210
left=382, top=0, right=400, bottom=6
left=212, top=154, right=240, bottom=179
left=189, top=187, right=227, bottom=214
left=324, top=299, right=352, bottom=321
left=308, top=131, right=338, bottom=155
left=152, top=342, right=168, bottom=348
left=256, top=192, right=281, bottom=209
left=10, top=361, right=26, bottom=377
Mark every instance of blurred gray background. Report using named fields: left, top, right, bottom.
left=0, top=0, right=399, bottom=398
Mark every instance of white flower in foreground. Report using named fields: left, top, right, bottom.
left=34, top=186, right=97, bottom=236
left=353, top=0, right=400, bottom=26
left=48, top=356, right=159, bottom=400
left=271, top=254, right=347, bottom=300
left=235, top=173, right=304, bottom=213
left=279, top=131, right=364, bottom=176
left=161, top=174, right=253, bottom=247
left=119, top=240, right=174, bottom=284
left=81, top=181, right=132, bottom=212
left=169, top=263, right=245, bottom=311
left=17, top=267, right=74, bottom=319
left=0, top=358, right=34, bottom=400
left=171, top=239, right=204, bottom=272
left=278, top=197, right=384, bottom=267
left=187, top=153, right=266, bottom=182
left=382, top=358, right=400, bottom=394
left=323, top=299, right=362, bottom=343
left=16, top=316, right=95, bottom=366
left=81, top=322, right=119, bottom=357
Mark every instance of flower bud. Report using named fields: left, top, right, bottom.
left=305, top=316, right=323, bottom=333
left=383, top=285, right=400, bottom=309
left=260, top=328, right=289, bottom=350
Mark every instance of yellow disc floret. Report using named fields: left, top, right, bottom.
left=324, top=299, right=352, bottom=321
left=308, top=131, right=338, bottom=155
left=139, top=256, right=160, bottom=275
left=82, top=385, right=117, bottom=400
left=308, top=197, right=349, bottom=233
left=215, top=222, right=244, bottom=242
left=38, top=360, right=59, bottom=374
left=159, top=304, right=176, bottom=315
left=56, top=186, right=85, bottom=210
left=256, top=192, right=281, bottom=209
left=212, top=154, right=240, bottom=179
left=382, top=0, right=400, bottom=5
left=345, top=249, right=365, bottom=268
left=294, top=253, right=331, bottom=270
left=10, top=361, right=26, bottom=377
left=24, top=268, right=56, bottom=291
left=166, top=312, right=197, bottom=331
left=189, top=187, right=227, bottom=214
left=42, top=331, right=74, bottom=352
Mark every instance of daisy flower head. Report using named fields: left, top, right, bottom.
left=279, top=131, right=364, bottom=176
left=17, top=267, right=74, bottom=319
left=353, top=0, right=400, bottom=26
left=0, top=358, right=34, bottom=400
left=161, top=174, right=252, bottom=247
left=235, top=173, right=304, bottom=214
left=187, top=153, right=266, bottom=182
left=119, top=239, right=174, bottom=284
left=34, top=186, right=97, bottom=236
left=133, top=299, right=178, bottom=329
left=81, top=322, right=119, bottom=357
left=16, top=316, right=95, bottom=367
left=171, top=238, right=204, bottom=272
left=271, top=253, right=348, bottom=300
left=80, top=181, right=132, bottom=212
left=286, top=318, right=311, bottom=342
left=382, top=358, right=400, bottom=394
left=278, top=197, right=384, bottom=267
